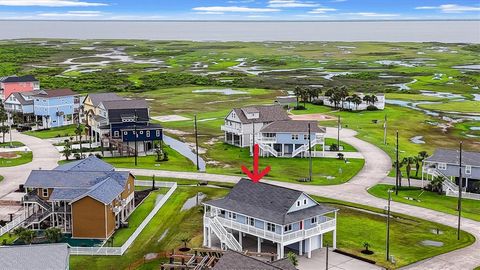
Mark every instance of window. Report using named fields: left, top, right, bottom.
left=42, top=188, right=48, bottom=197
left=228, top=212, right=237, bottom=220
left=146, top=131, right=150, bottom=137
left=304, top=134, right=310, bottom=140
left=303, top=199, right=307, bottom=205
left=284, top=224, right=293, bottom=232
left=291, top=134, right=299, bottom=140
left=266, top=223, right=275, bottom=232
left=124, top=131, right=128, bottom=135
left=139, top=131, right=143, bottom=134
left=438, top=163, right=447, bottom=170
left=311, top=217, right=317, bottom=224
left=114, top=131, right=119, bottom=137
left=465, top=165, right=472, bottom=175
left=156, top=130, right=161, bottom=137
left=297, top=201, right=300, bottom=207
left=247, top=217, right=255, bottom=226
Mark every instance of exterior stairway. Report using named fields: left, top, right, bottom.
left=291, top=137, right=322, bottom=158
left=432, top=169, right=480, bottom=200
left=208, top=216, right=242, bottom=252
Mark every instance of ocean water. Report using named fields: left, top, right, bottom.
left=0, top=20, right=478, bottom=43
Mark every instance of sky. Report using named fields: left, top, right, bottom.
left=0, top=0, right=479, bottom=20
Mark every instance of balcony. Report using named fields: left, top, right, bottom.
left=207, top=214, right=336, bottom=245
left=221, top=125, right=242, bottom=135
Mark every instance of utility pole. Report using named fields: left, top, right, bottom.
left=134, top=109, right=138, bottom=166
left=386, top=189, right=392, bottom=261
left=337, top=115, right=340, bottom=150
left=8, top=113, right=12, bottom=148
left=252, top=119, right=256, bottom=161
left=325, top=243, right=329, bottom=269
left=383, top=114, right=387, bottom=145
left=457, top=141, right=463, bottom=240
left=194, top=114, right=200, bottom=171
left=395, top=130, right=399, bottom=195
left=308, top=123, right=313, bottom=182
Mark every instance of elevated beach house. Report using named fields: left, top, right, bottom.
left=83, top=93, right=162, bottom=156
left=221, top=105, right=290, bottom=148
left=23, top=156, right=135, bottom=239
left=0, top=75, right=39, bottom=101
left=422, top=149, right=480, bottom=198
left=255, top=120, right=326, bottom=158
left=3, top=91, right=39, bottom=123
left=203, top=179, right=338, bottom=259
left=32, top=89, right=81, bottom=128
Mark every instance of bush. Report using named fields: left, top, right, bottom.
left=74, top=153, right=81, bottom=160
left=311, top=99, right=324, bottom=105
left=367, top=105, right=378, bottom=111
left=95, top=154, right=103, bottom=159
left=330, top=143, right=339, bottom=151
left=294, top=105, right=306, bottom=110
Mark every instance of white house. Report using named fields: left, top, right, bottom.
left=221, top=105, right=290, bottom=148
left=203, top=179, right=338, bottom=259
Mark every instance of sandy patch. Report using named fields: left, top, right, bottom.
left=152, top=115, right=191, bottom=122
left=163, top=129, right=191, bottom=136
left=0, top=152, right=20, bottom=159
left=289, top=113, right=336, bottom=121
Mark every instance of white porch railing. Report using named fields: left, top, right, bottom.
left=221, top=125, right=242, bottom=134
left=206, top=216, right=242, bottom=252
left=0, top=215, right=27, bottom=237
left=215, top=216, right=335, bottom=245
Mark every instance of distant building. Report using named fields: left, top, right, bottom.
left=0, top=243, right=69, bottom=270
left=274, top=96, right=297, bottom=109
left=319, top=93, right=385, bottom=111
left=256, top=120, right=326, bottom=158
left=83, top=93, right=162, bottom=155
left=32, top=89, right=81, bottom=128
left=3, top=91, right=38, bottom=123
left=203, top=179, right=338, bottom=259
left=221, top=105, right=290, bottom=148
left=23, top=156, right=135, bottom=239
left=0, top=75, right=39, bottom=101
left=423, top=149, right=480, bottom=197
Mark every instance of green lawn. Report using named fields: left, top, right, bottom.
left=0, top=151, right=33, bottom=167
left=324, top=138, right=357, bottom=152
left=70, top=185, right=475, bottom=270
left=206, top=143, right=364, bottom=185
left=384, top=93, right=448, bottom=102
left=418, top=100, right=480, bottom=114
left=24, top=125, right=82, bottom=139
left=102, top=145, right=197, bottom=172
left=368, top=184, right=480, bottom=222
left=0, top=141, right=25, bottom=147
left=290, top=103, right=334, bottom=115
left=111, top=188, right=168, bottom=246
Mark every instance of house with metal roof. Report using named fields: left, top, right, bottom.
left=83, top=93, right=162, bottom=156
left=422, top=148, right=480, bottom=198
left=203, top=179, right=338, bottom=259
left=32, top=89, right=81, bottom=128
left=22, top=156, right=135, bottom=239
left=221, top=105, right=291, bottom=148
left=0, top=75, right=39, bottom=101
left=256, top=120, right=326, bottom=158
left=0, top=243, right=69, bottom=270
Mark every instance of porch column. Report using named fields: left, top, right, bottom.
left=280, top=243, right=284, bottom=258
left=203, top=225, right=208, bottom=246
left=299, top=240, right=303, bottom=256
left=307, top=237, right=312, bottom=259
left=333, top=230, right=337, bottom=249
left=207, top=226, right=212, bottom=248
left=257, top=237, right=262, bottom=253
left=465, top=177, right=469, bottom=190
left=320, top=234, right=323, bottom=248
left=238, top=231, right=243, bottom=248
left=277, top=243, right=281, bottom=259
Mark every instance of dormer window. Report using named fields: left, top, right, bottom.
left=297, top=201, right=300, bottom=207
left=438, top=163, right=447, bottom=170
left=303, top=199, right=307, bottom=205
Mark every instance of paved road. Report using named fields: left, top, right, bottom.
left=123, top=127, right=480, bottom=270
left=0, top=131, right=60, bottom=199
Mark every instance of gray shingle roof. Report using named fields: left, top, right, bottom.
left=86, top=92, right=126, bottom=107
left=205, top=179, right=336, bottom=225
left=232, top=105, right=290, bottom=124
left=0, top=75, right=38, bottom=83
left=33, top=89, right=77, bottom=98
left=260, top=120, right=326, bottom=133
left=25, top=170, right=129, bottom=189
left=101, top=99, right=148, bottom=110
left=213, top=250, right=297, bottom=270
left=84, top=177, right=125, bottom=204
left=426, top=149, right=480, bottom=167
left=55, top=156, right=115, bottom=172
left=0, top=243, right=69, bottom=270
left=50, top=188, right=90, bottom=201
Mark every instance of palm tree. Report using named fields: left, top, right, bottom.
left=310, top=87, right=322, bottom=101
left=293, top=86, right=302, bottom=108
left=338, top=86, right=349, bottom=110
left=45, top=227, right=62, bottom=243
left=370, top=94, right=378, bottom=105
left=403, top=157, right=415, bottom=187
left=287, top=252, right=299, bottom=267
left=63, top=139, right=72, bottom=161
left=300, top=89, right=309, bottom=108
left=75, top=124, right=83, bottom=157
left=430, top=176, right=444, bottom=194
left=179, top=236, right=192, bottom=251
left=329, top=93, right=341, bottom=109
left=324, top=87, right=335, bottom=97
left=345, top=96, right=353, bottom=110
left=416, top=151, right=429, bottom=177
left=351, top=94, right=362, bottom=110
left=393, top=159, right=405, bottom=187
left=363, top=95, right=372, bottom=105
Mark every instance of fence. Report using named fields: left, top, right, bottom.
left=0, top=214, right=26, bottom=237
left=69, top=181, right=177, bottom=256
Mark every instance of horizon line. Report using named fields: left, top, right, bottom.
left=1, top=19, right=479, bottom=22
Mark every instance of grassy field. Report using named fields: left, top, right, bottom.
left=0, top=151, right=32, bottom=167
left=69, top=184, right=474, bottom=270
left=111, top=188, right=169, bottom=246
left=368, top=184, right=480, bottom=222
left=418, top=100, right=480, bottom=114
left=102, top=145, right=197, bottom=172
left=24, top=125, right=81, bottom=139
left=0, top=141, right=25, bottom=147
left=206, top=143, right=364, bottom=185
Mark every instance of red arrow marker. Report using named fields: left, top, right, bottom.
left=241, top=144, right=271, bottom=183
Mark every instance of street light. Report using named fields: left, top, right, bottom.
left=386, top=189, right=393, bottom=262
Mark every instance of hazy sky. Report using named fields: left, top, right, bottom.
left=0, top=0, right=479, bottom=20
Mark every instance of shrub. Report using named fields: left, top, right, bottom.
left=329, top=143, right=339, bottom=151
left=294, top=105, right=306, bottom=110
left=367, top=105, right=378, bottom=111
left=95, top=154, right=103, bottom=159
left=311, top=99, right=324, bottom=105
